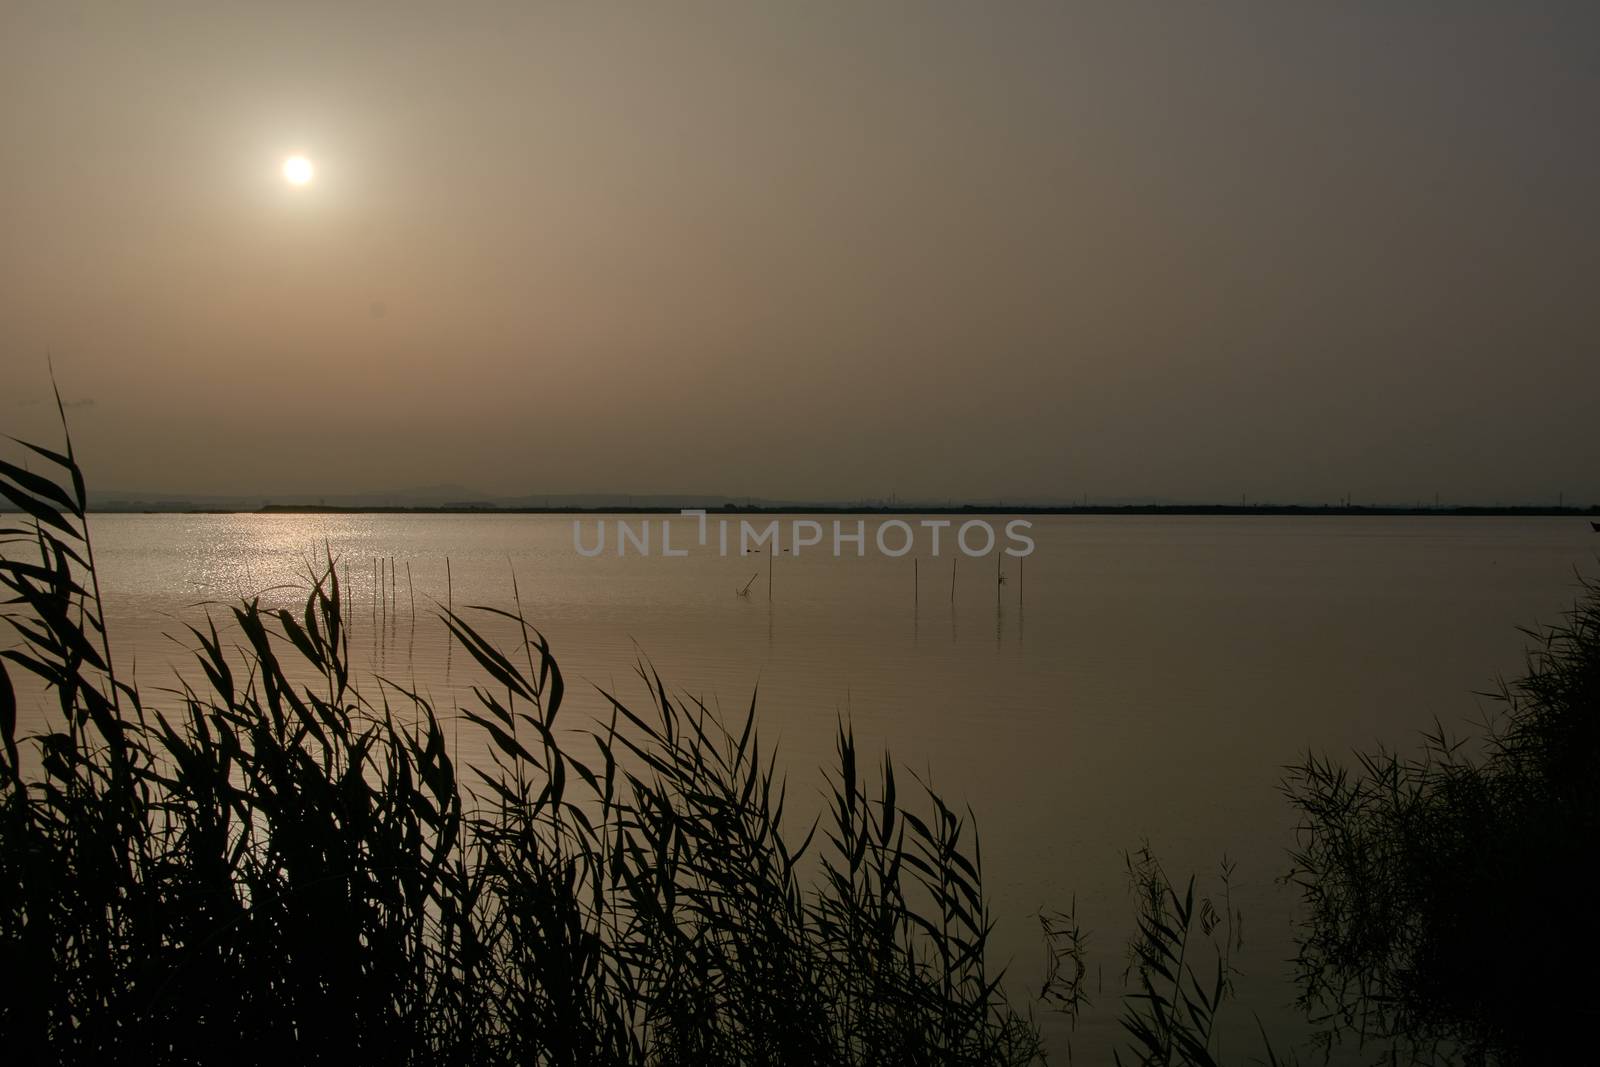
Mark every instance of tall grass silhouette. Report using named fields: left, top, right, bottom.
left=0, top=411, right=1041, bottom=1064
left=1285, top=575, right=1600, bottom=1065
left=8, top=400, right=1596, bottom=1065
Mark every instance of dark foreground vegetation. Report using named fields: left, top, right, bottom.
left=1, top=429, right=1044, bottom=1065
left=2, top=417, right=1596, bottom=1065
left=1284, top=577, right=1600, bottom=1064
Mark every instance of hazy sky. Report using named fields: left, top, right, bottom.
left=3, top=2, right=1597, bottom=504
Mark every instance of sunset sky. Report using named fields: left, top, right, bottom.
left=3, top=2, right=1597, bottom=504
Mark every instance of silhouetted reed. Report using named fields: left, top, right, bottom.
left=1284, top=575, right=1600, bottom=1065
left=0, top=418, right=1041, bottom=1064
left=8, top=405, right=1595, bottom=1065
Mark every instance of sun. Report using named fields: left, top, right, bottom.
left=282, top=156, right=314, bottom=186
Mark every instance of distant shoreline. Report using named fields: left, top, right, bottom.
left=64, top=504, right=1600, bottom=518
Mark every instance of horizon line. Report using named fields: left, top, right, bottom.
left=58, top=502, right=1600, bottom=518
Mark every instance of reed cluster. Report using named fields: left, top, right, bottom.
left=0, top=425, right=1041, bottom=1065
left=7, top=406, right=1596, bottom=1065
left=1285, top=576, right=1600, bottom=1065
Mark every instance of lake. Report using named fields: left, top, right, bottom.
left=10, top=513, right=1596, bottom=1059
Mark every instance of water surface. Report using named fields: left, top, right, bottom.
left=12, top=513, right=1595, bottom=1058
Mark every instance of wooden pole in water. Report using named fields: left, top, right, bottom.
left=768, top=550, right=773, bottom=599
left=444, top=556, right=454, bottom=677
left=950, top=557, right=956, bottom=604
left=406, top=561, right=416, bottom=627
left=914, top=556, right=919, bottom=608
left=375, top=557, right=384, bottom=657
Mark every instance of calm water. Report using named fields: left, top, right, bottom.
left=10, top=513, right=1597, bottom=1058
